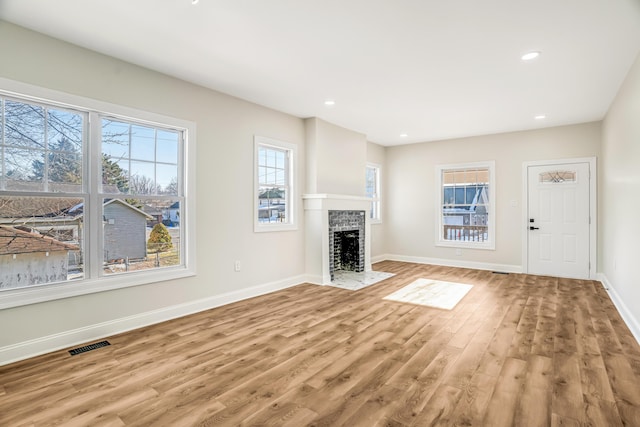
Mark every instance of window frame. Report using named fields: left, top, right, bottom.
left=253, top=135, right=297, bottom=233
left=435, top=160, right=496, bottom=250
left=0, top=77, right=196, bottom=309
left=366, top=163, right=382, bottom=224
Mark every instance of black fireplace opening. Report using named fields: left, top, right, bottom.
left=328, top=210, right=365, bottom=281
left=334, top=230, right=360, bottom=272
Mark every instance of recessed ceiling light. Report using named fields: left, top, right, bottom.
left=534, top=114, right=546, bottom=120
left=400, top=133, right=408, bottom=138
left=521, top=51, right=541, bottom=61
left=324, top=99, right=335, bottom=106
left=192, top=0, right=199, bottom=4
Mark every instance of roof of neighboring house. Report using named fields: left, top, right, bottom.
left=0, top=198, right=153, bottom=224
left=103, top=199, right=154, bottom=219
left=0, top=225, right=79, bottom=256
left=142, top=204, right=163, bottom=216
left=60, top=199, right=153, bottom=220
left=0, top=197, right=81, bottom=219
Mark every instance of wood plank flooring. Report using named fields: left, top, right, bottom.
left=1, top=261, right=640, bottom=426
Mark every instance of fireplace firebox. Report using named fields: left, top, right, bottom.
left=328, top=210, right=365, bottom=280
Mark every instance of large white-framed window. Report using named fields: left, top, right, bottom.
left=0, top=78, right=196, bottom=309
left=436, top=161, right=495, bottom=250
left=365, top=163, right=381, bottom=223
left=254, top=135, right=296, bottom=232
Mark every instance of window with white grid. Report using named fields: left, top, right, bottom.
left=254, top=136, right=296, bottom=232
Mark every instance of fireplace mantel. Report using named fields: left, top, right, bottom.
left=303, top=194, right=372, bottom=285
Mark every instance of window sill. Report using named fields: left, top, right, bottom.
left=436, top=240, right=495, bottom=251
left=254, top=223, right=298, bottom=233
left=0, top=266, right=196, bottom=310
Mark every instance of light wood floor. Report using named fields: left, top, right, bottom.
left=1, top=261, right=640, bottom=426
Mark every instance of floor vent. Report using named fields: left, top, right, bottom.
left=69, top=340, right=111, bottom=356
left=491, top=271, right=509, bottom=275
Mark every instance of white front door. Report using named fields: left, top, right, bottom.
left=527, top=162, right=591, bottom=279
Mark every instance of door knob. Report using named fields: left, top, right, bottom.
left=529, top=226, right=539, bottom=230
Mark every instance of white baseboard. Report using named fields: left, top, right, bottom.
left=597, top=273, right=640, bottom=345
left=300, top=274, right=323, bottom=285
left=0, top=274, right=306, bottom=366
left=373, top=253, right=521, bottom=274
left=370, top=254, right=388, bottom=264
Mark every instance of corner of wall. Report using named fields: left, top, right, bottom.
left=597, top=273, right=640, bottom=345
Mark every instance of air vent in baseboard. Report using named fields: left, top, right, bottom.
left=69, top=340, right=111, bottom=356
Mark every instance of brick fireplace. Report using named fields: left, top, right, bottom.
left=303, top=194, right=372, bottom=285
left=328, top=210, right=365, bottom=281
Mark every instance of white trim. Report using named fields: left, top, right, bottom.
left=0, top=274, right=306, bottom=366
left=301, top=274, right=324, bottom=285
left=374, top=253, right=521, bottom=274
left=521, top=157, right=597, bottom=279
left=302, top=193, right=371, bottom=201
left=0, top=268, right=196, bottom=310
left=435, top=160, right=496, bottom=250
left=253, top=135, right=297, bottom=233
left=302, top=194, right=373, bottom=284
left=0, top=77, right=194, bottom=130
left=598, top=273, right=640, bottom=345
left=370, top=254, right=388, bottom=264
left=0, top=77, right=197, bottom=309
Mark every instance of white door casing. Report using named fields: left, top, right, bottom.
left=522, top=158, right=596, bottom=279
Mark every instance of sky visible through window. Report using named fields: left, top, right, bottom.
left=0, top=93, right=188, bottom=294
left=1, top=98, right=84, bottom=192
left=102, top=119, right=179, bottom=195
left=257, top=144, right=289, bottom=224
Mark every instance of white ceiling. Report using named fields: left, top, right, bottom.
left=1, top=0, right=639, bottom=146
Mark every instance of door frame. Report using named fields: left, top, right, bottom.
left=521, top=157, right=597, bottom=279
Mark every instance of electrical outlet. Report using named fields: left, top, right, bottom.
left=455, top=248, right=462, bottom=256
left=234, top=260, right=241, bottom=272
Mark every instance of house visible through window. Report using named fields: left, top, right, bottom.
left=254, top=136, right=296, bottom=232
left=0, top=88, right=192, bottom=304
left=100, top=118, right=182, bottom=273
left=436, top=161, right=495, bottom=249
left=365, top=163, right=381, bottom=222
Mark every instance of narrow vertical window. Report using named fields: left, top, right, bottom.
left=254, top=136, right=296, bottom=232
left=365, top=163, right=381, bottom=222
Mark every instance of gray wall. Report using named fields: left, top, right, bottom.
left=305, top=117, right=367, bottom=196
left=601, top=52, right=640, bottom=338
left=103, top=203, right=148, bottom=261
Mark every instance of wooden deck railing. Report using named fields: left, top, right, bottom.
left=443, top=225, right=488, bottom=242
